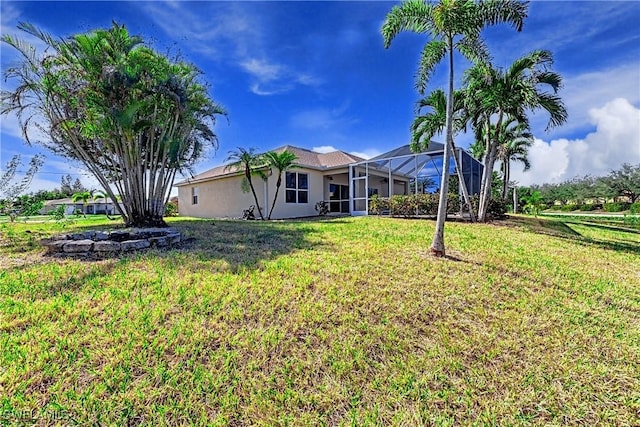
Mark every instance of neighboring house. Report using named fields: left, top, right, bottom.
left=175, top=143, right=482, bottom=220
left=40, top=197, right=121, bottom=216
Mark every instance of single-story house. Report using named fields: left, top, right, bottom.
left=174, top=143, right=482, bottom=220
left=40, top=197, right=121, bottom=216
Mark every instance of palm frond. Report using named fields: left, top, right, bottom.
left=381, top=0, right=433, bottom=48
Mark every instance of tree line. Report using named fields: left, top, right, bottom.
left=519, top=163, right=640, bottom=212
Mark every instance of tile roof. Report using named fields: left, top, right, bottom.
left=176, top=145, right=364, bottom=185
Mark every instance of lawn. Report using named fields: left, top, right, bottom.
left=1, top=215, right=639, bottom=425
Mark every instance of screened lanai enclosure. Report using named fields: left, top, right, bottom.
left=348, top=143, right=483, bottom=215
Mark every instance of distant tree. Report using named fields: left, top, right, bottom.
left=2, top=22, right=227, bottom=227
left=71, top=177, right=87, bottom=194
left=263, top=150, right=298, bottom=220
left=60, top=174, right=73, bottom=196
left=0, top=154, right=45, bottom=221
left=605, top=163, right=640, bottom=203
left=496, top=118, right=533, bottom=199
left=382, top=0, right=528, bottom=256
left=225, top=147, right=266, bottom=220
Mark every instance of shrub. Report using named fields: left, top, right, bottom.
left=48, top=205, right=66, bottom=221
left=603, top=202, right=630, bottom=212
left=630, top=202, right=640, bottom=214
left=560, top=204, right=578, bottom=212
left=165, top=201, right=179, bottom=217
left=369, top=195, right=389, bottom=215
left=389, top=195, right=416, bottom=218
left=579, top=203, right=598, bottom=211
left=486, top=198, right=508, bottom=219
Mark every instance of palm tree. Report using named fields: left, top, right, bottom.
left=93, top=189, right=117, bottom=219
left=71, top=190, right=92, bottom=216
left=225, top=147, right=266, bottom=220
left=412, top=88, right=476, bottom=221
left=2, top=23, right=226, bottom=227
left=496, top=118, right=533, bottom=199
left=465, top=50, right=567, bottom=221
left=263, top=150, right=298, bottom=220
left=382, top=0, right=528, bottom=256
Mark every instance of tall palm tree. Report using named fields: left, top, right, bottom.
left=225, top=147, right=266, bottom=220
left=412, top=88, right=476, bottom=221
left=465, top=49, right=567, bottom=221
left=382, top=0, right=528, bottom=256
left=263, top=150, right=298, bottom=220
left=496, top=118, right=533, bottom=199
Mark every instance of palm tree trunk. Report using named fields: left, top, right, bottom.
left=268, top=175, right=282, bottom=220
left=478, top=113, right=503, bottom=221
left=246, top=169, right=265, bottom=220
left=449, top=141, right=476, bottom=222
left=502, top=161, right=511, bottom=200
left=430, top=35, right=454, bottom=257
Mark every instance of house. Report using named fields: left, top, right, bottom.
left=176, top=145, right=408, bottom=219
left=175, top=143, right=482, bottom=220
left=40, top=197, right=121, bottom=216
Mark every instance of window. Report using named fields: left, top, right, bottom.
left=192, top=187, right=199, bottom=205
left=285, top=172, right=309, bottom=204
left=329, top=183, right=350, bottom=213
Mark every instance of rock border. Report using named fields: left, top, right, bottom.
left=41, top=228, right=183, bottom=257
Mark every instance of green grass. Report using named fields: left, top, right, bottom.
left=1, top=215, right=639, bottom=425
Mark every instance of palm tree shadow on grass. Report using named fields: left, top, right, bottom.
left=502, top=216, right=640, bottom=255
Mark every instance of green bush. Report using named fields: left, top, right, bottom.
left=603, top=202, right=630, bottom=212
left=165, top=201, right=179, bottom=217
left=486, top=198, right=508, bottom=219
left=579, top=203, right=598, bottom=211
left=560, top=204, right=578, bottom=212
left=369, top=193, right=460, bottom=217
left=630, top=202, right=640, bottom=214
left=369, top=194, right=389, bottom=215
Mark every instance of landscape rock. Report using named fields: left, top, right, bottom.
left=93, top=241, right=121, bottom=252
left=41, top=228, right=182, bottom=257
left=63, top=239, right=94, bottom=253
left=120, top=239, right=151, bottom=251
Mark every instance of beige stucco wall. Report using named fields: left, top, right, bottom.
left=178, top=175, right=257, bottom=219
left=177, top=168, right=327, bottom=219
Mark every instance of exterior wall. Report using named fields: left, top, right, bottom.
left=177, top=167, right=326, bottom=219
left=267, top=169, right=326, bottom=219
left=178, top=175, right=257, bottom=219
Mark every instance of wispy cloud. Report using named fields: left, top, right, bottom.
left=290, top=102, right=357, bottom=131
left=137, top=1, right=320, bottom=96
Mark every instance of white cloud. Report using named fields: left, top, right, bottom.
left=350, top=149, right=383, bottom=160
left=513, top=98, right=640, bottom=186
left=312, top=145, right=381, bottom=160
left=542, top=63, right=640, bottom=138
left=312, top=145, right=336, bottom=154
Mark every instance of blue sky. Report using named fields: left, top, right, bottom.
left=1, top=0, right=639, bottom=194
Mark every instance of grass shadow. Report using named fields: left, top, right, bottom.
left=499, top=216, right=640, bottom=255
left=124, top=218, right=336, bottom=273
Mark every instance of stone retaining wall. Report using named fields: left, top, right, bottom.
left=42, top=228, right=183, bottom=256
